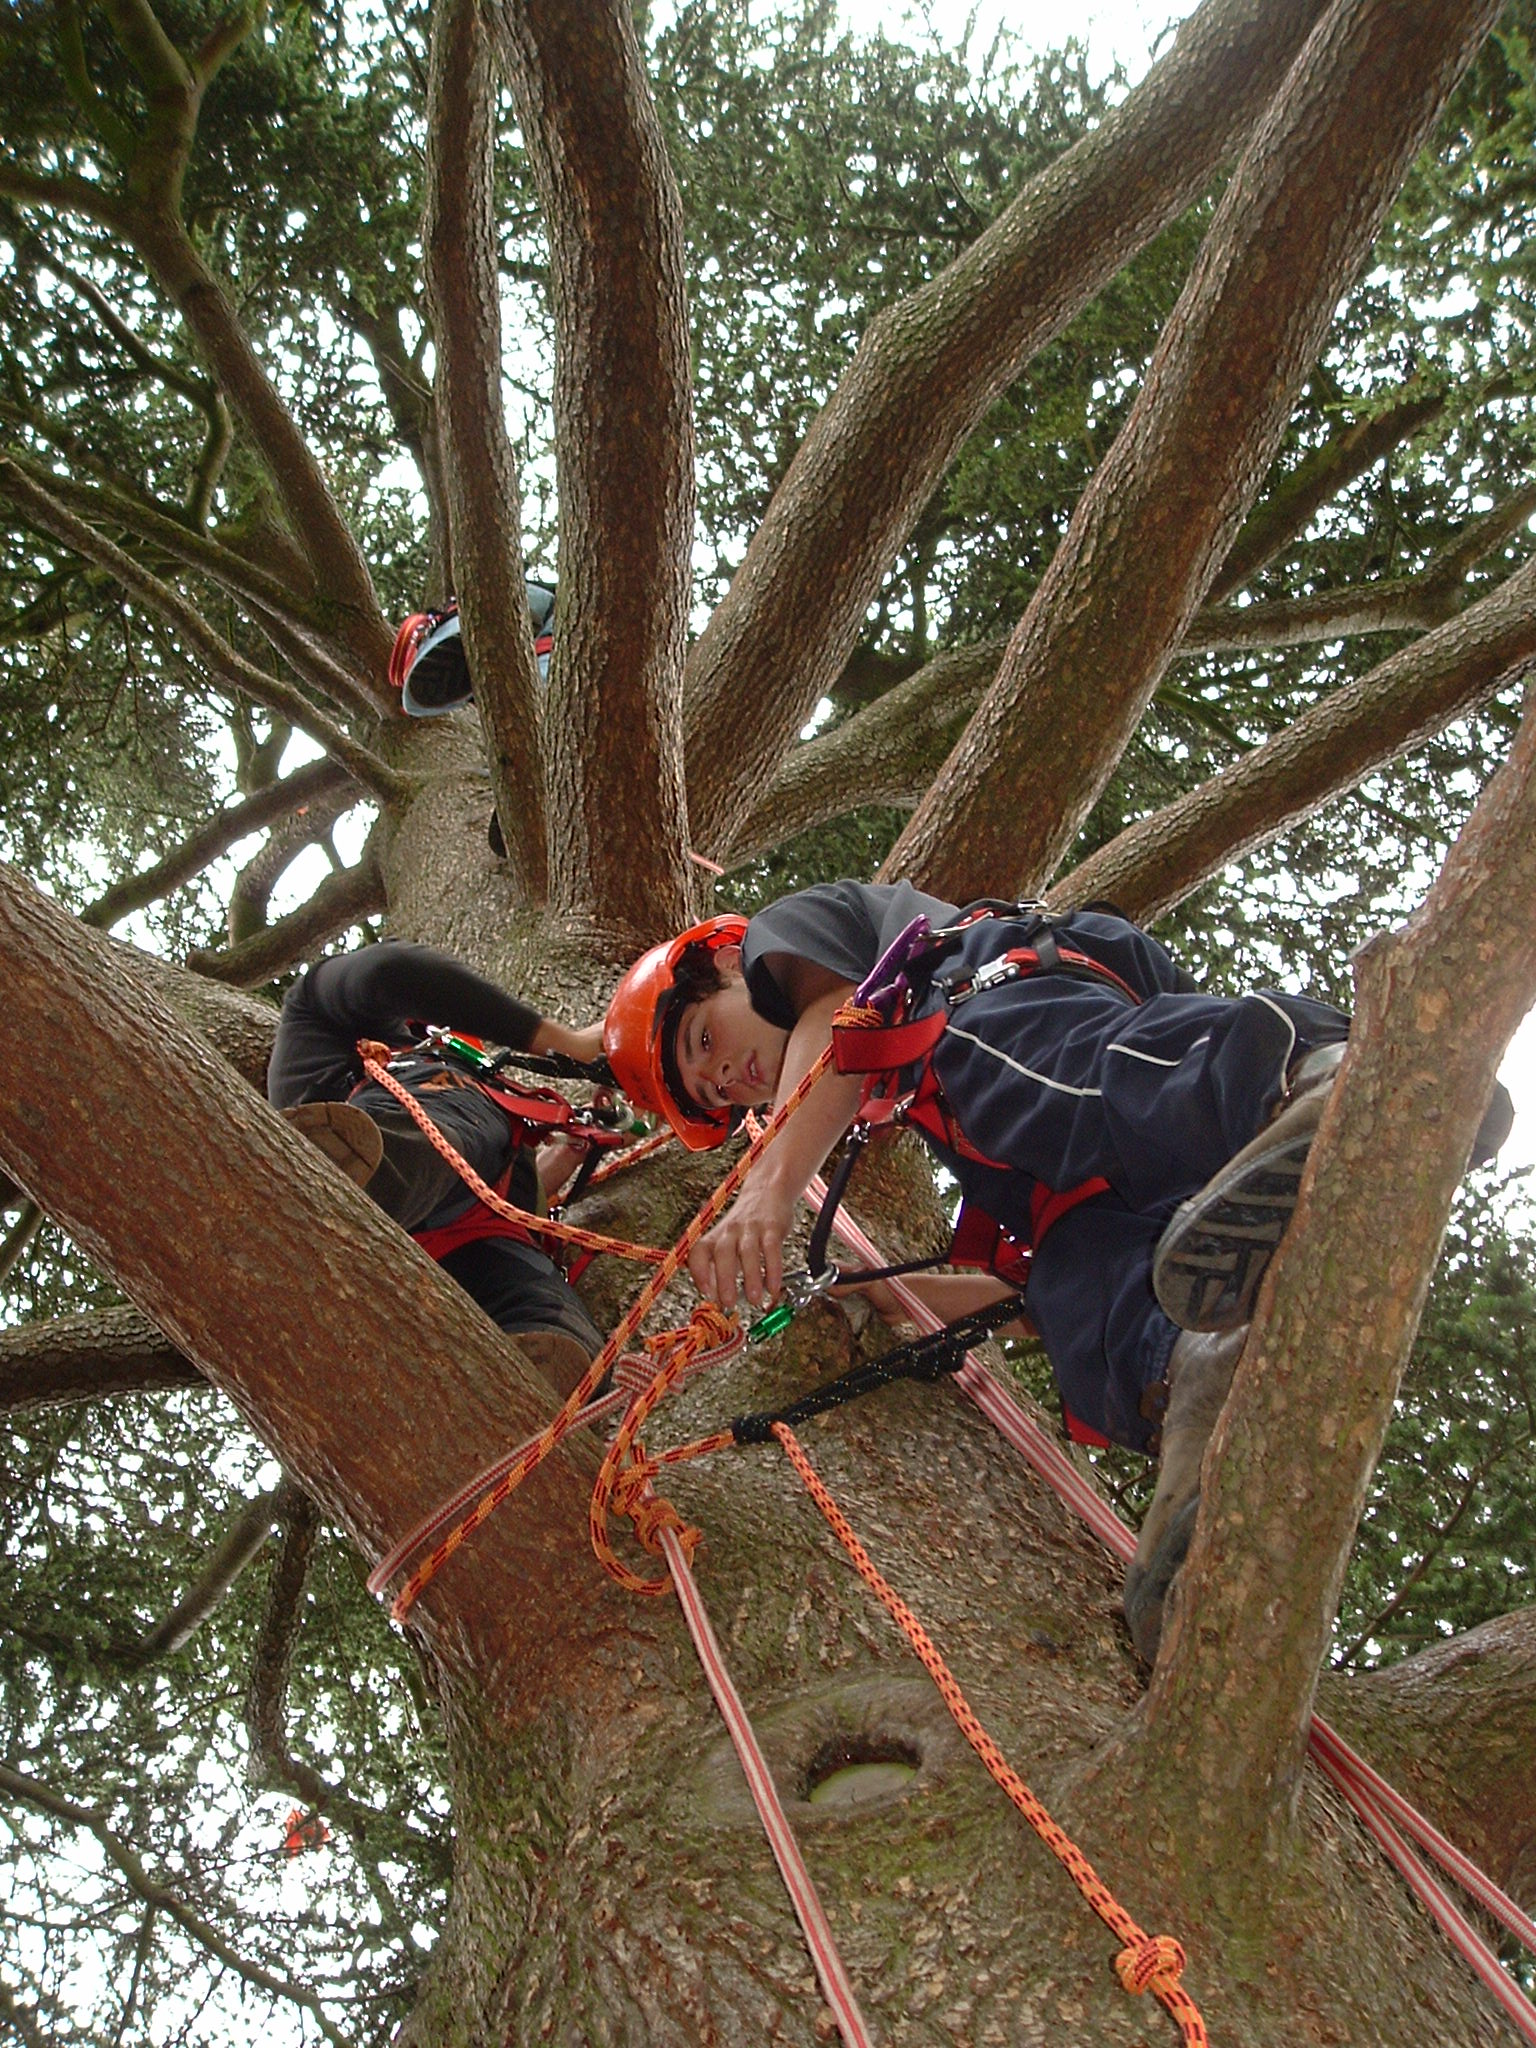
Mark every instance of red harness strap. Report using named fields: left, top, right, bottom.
left=830, top=938, right=1134, bottom=1306
left=411, top=1164, right=540, bottom=1260
left=357, top=1047, right=624, bottom=1266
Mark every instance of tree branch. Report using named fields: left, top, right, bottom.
left=184, top=849, right=387, bottom=987
left=0, top=458, right=406, bottom=800
left=0, top=1760, right=349, bottom=2045
left=0, top=1201, right=42, bottom=1285
left=0, top=1304, right=202, bottom=1415
left=131, top=1484, right=288, bottom=1665
left=1317, top=1605, right=1536, bottom=1905
left=1054, top=544, right=1536, bottom=922
left=244, top=1492, right=431, bottom=1941
left=423, top=0, right=546, bottom=899
left=681, top=0, right=1336, bottom=857
left=723, top=639, right=1001, bottom=865
left=226, top=784, right=359, bottom=946
left=1208, top=382, right=1450, bottom=602
left=81, top=758, right=359, bottom=931
left=1121, top=672, right=1536, bottom=1910
left=0, top=861, right=616, bottom=1706
left=887, top=0, right=1504, bottom=901
left=490, top=0, right=694, bottom=944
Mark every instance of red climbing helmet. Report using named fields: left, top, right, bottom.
left=604, top=915, right=748, bottom=1149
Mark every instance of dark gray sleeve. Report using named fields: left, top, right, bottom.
left=741, top=881, right=958, bottom=1027
left=267, top=943, right=545, bottom=1107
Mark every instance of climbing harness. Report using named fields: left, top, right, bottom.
left=357, top=1037, right=659, bottom=1272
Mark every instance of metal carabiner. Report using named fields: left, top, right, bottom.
left=747, top=1264, right=840, bottom=1345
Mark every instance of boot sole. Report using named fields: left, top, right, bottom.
left=283, top=1101, right=384, bottom=1187
left=1152, top=1112, right=1320, bottom=1333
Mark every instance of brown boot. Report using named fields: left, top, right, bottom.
left=285, top=1099, right=466, bottom=1229
left=283, top=1101, right=383, bottom=1186
left=515, top=1328, right=598, bottom=1400
left=1122, top=1326, right=1245, bottom=1662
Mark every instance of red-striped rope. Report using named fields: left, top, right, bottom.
left=810, top=1181, right=1536, bottom=2045
left=660, top=1525, right=874, bottom=2048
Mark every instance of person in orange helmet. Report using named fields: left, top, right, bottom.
left=605, top=879, right=1512, bottom=1660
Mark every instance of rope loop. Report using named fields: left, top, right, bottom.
left=589, top=1304, right=738, bottom=1595
left=1115, top=1934, right=1188, bottom=1997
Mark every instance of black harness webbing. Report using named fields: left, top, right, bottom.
left=728, top=1296, right=1022, bottom=1445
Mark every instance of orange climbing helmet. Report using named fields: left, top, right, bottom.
left=604, top=915, right=748, bottom=1150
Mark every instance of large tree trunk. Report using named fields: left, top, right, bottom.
left=2, top=860, right=1531, bottom=2045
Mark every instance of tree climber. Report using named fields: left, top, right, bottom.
left=269, top=941, right=608, bottom=1395
left=602, top=881, right=1513, bottom=1660
left=388, top=578, right=557, bottom=717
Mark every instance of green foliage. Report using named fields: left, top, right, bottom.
left=1, top=1378, right=449, bottom=2046
left=1335, top=1175, right=1536, bottom=1667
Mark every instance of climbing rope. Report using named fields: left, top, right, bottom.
left=365, top=991, right=1536, bottom=2047
left=374, top=1041, right=839, bottom=1619
left=773, top=1419, right=1206, bottom=2045
left=659, top=1522, right=875, bottom=2048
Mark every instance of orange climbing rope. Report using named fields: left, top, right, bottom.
left=376, top=1041, right=839, bottom=1618
left=772, top=1421, right=1207, bottom=2048
left=359, top=1043, right=669, bottom=1266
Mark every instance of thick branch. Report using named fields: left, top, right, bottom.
left=724, top=640, right=1000, bottom=865
left=1056, top=545, right=1536, bottom=922
left=184, top=849, right=386, bottom=987
left=0, top=458, right=405, bottom=800
left=81, top=758, right=358, bottom=931
left=0, top=1304, right=201, bottom=1414
left=888, top=0, right=1504, bottom=902
left=423, top=0, right=546, bottom=899
left=490, top=0, right=695, bottom=945
left=1123, top=675, right=1536, bottom=1907
left=0, top=862, right=621, bottom=1705
left=681, top=0, right=1334, bottom=856
left=1317, top=1606, right=1536, bottom=1905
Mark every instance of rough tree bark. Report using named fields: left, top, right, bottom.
left=886, top=0, right=1504, bottom=902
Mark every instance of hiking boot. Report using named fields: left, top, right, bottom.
left=283, top=1101, right=383, bottom=1186
left=1151, top=1042, right=1345, bottom=1334
left=1122, top=1326, right=1245, bottom=1662
left=515, top=1328, right=598, bottom=1400
left=1154, top=1047, right=1515, bottom=1335
left=284, top=1099, right=464, bottom=1230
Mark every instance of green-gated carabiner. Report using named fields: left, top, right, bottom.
left=746, top=1265, right=839, bottom=1345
